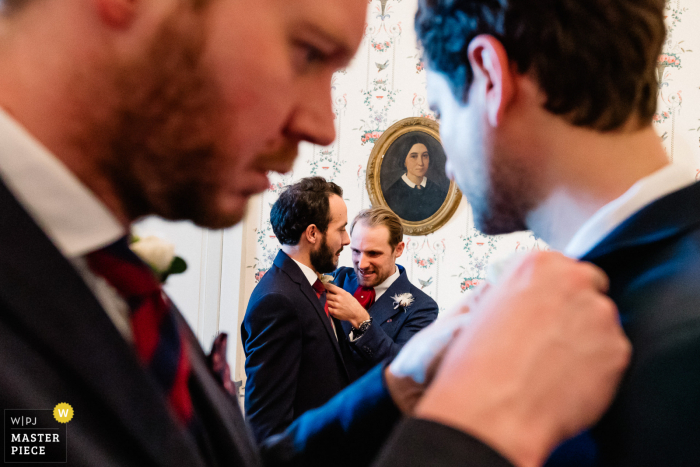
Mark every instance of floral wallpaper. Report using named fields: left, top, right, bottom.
left=241, top=0, right=700, bottom=315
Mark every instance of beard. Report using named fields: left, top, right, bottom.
left=309, top=235, right=339, bottom=274
left=91, top=4, right=261, bottom=229
left=467, top=155, right=535, bottom=235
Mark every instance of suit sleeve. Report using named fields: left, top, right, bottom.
left=372, top=419, right=514, bottom=467
left=242, top=293, right=302, bottom=443
left=350, top=299, right=439, bottom=366
left=260, top=363, right=402, bottom=467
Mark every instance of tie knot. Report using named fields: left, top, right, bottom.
left=312, top=279, right=326, bottom=297
left=86, top=236, right=162, bottom=299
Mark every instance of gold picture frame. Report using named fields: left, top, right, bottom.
left=366, top=117, right=462, bottom=235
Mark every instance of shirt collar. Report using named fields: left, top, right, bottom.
left=402, top=173, right=427, bottom=189
left=564, top=163, right=696, bottom=259
left=291, top=258, right=320, bottom=286
left=0, top=108, right=125, bottom=258
left=374, top=265, right=401, bottom=300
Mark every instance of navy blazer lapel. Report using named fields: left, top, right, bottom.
left=371, top=266, right=412, bottom=325
left=583, top=182, right=700, bottom=262
left=274, top=251, right=348, bottom=373
left=340, top=266, right=410, bottom=334
left=0, top=180, right=205, bottom=467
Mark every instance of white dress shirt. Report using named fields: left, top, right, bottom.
left=0, top=108, right=131, bottom=340
left=291, top=257, right=337, bottom=339
left=487, top=163, right=696, bottom=284
left=401, top=173, right=427, bottom=189
left=564, top=163, right=696, bottom=259
left=373, top=266, right=400, bottom=301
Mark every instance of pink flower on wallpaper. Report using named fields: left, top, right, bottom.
left=460, top=278, right=482, bottom=292
left=658, top=53, right=681, bottom=67
left=255, top=270, right=267, bottom=283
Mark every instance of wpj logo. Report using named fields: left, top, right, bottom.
left=4, top=405, right=70, bottom=463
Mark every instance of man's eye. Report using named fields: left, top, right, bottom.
left=295, top=43, right=327, bottom=68
left=305, top=45, right=325, bottom=63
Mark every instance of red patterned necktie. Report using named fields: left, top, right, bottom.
left=312, top=279, right=331, bottom=318
left=86, top=236, right=193, bottom=426
left=353, top=286, right=376, bottom=310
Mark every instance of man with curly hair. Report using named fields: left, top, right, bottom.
left=242, top=177, right=354, bottom=442
left=417, top=0, right=699, bottom=464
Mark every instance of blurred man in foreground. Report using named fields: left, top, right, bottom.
left=0, top=0, right=629, bottom=466
left=417, top=0, right=697, bottom=464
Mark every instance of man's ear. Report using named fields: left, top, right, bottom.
left=467, top=34, right=514, bottom=127
left=95, top=0, right=138, bottom=29
left=304, top=224, right=319, bottom=245
left=394, top=241, right=405, bottom=258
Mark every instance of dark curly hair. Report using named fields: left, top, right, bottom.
left=271, top=177, right=343, bottom=246
left=415, top=0, right=665, bottom=131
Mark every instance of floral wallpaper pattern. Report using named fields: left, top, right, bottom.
left=242, top=0, right=700, bottom=314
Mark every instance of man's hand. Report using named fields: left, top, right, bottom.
left=325, top=283, right=370, bottom=328
left=410, top=252, right=630, bottom=467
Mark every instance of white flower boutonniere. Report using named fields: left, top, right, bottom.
left=130, top=235, right=188, bottom=283
left=318, top=274, right=335, bottom=285
left=392, top=293, right=414, bottom=310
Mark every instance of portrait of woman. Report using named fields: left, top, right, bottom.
left=380, top=131, right=449, bottom=222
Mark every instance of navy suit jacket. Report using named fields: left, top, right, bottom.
left=242, top=250, right=358, bottom=443
left=547, top=181, right=700, bottom=466
left=333, top=265, right=439, bottom=375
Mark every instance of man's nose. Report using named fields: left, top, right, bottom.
left=359, top=254, right=371, bottom=270
left=284, top=82, right=336, bottom=146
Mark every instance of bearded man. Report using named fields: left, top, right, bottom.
left=242, top=176, right=356, bottom=443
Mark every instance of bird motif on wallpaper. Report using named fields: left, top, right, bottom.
left=418, top=277, right=433, bottom=289
left=375, top=60, right=390, bottom=72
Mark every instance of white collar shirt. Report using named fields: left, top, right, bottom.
left=291, top=257, right=337, bottom=339
left=565, top=163, right=696, bottom=259
left=373, top=266, right=400, bottom=301
left=402, top=173, right=427, bottom=189
left=291, top=258, right=320, bottom=286
left=0, top=108, right=131, bottom=340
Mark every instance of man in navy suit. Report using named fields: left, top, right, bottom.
left=418, top=0, right=700, bottom=464
left=327, top=207, right=438, bottom=375
left=242, top=177, right=355, bottom=442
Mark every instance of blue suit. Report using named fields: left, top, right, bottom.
left=332, top=265, right=439, bottom=375
left=547, top=181, right=700, bottom=467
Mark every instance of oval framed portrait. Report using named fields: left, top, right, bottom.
left=366, top=117, right=462, bottom=235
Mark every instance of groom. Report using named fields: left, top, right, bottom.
left=327, top=207, right=438, bottom=375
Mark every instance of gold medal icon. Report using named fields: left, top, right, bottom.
left=53, top=403, right=74, bottom=423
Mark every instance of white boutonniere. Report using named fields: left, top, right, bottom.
left=392, top=293, right=414, bottom=310
left=318, top=274, right=334, bottom=284
left=130, top=235, right=188, bottom=283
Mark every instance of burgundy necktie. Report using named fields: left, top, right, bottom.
left=312, top=279, right=330, bottom=318
left=86, top=236, right=193, bottom=426
left=353, top=286, right=376, bottom=310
